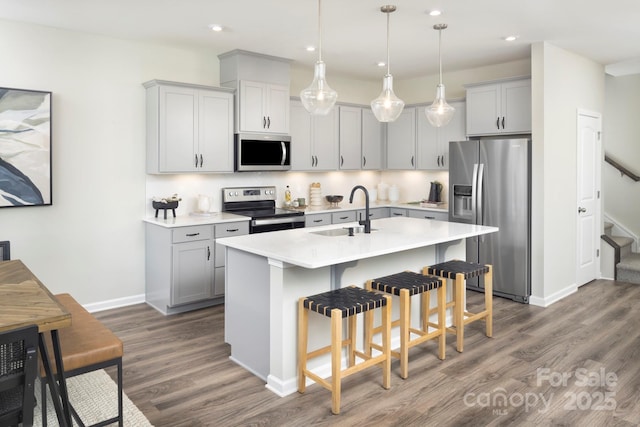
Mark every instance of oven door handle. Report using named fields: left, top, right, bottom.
left=252, top=216, right=304, bottom=227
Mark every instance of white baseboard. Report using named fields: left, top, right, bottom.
left=528, top=284, right=577, bottom=307
left=84, top=293, right=146, bottom=313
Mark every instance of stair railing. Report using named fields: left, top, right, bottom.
left=605, top=153, right=640, bottom=182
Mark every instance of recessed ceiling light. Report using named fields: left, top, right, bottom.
left=208, top=24, right=223, bottom=32
left=377, top=61, right=386, bottom=68
left=429, top=10, right=442, bottom=17
left=306, top=46, right=316, bottom=52
left=503, top=35, right=519, bottom=42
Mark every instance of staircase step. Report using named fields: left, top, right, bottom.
left=610, top=236, right=634, bottom=258
left=617, top=253, right=640, bottom=284
left=604, top=221, right=613, bottom=237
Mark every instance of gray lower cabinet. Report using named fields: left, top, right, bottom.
left=407, top=209, right=448, bottom=221
left=214, top=221, right=250, bottom=297
left=145, top=221, right=248, bottom=315
left=389, top=208, right=408, bottom=217
left=305, top=213, right=332, bottom=227
left=331, top=211, right=357, bottom=224
left=356, top=207, right=389, bottom=221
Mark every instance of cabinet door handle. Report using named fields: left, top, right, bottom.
left=496, top=117, right=500, bottom=129
left=437, top=155, right=441, bottom=167
left=263, top=116, right=267, bottom=128
left=501, top=117, right=505, bottom=129
left=199, top=154, right=203, bottom=168
left=340, top=156, right=344, bottom=167
left=226, top=228, right=239, bottom=232
left=411, top=156, right=414, bottom=167
left=186, top=233, right=200, bottom=237
left=363, top=156, right=366, bottom=167
left=393, top=212, right=403, bottom=216
left=425, top=216, right=435, bottom=219
left=313, top=219, right=323, bottom=223
left=195, top=154, right=198, bottom=168
left=339, top=216, right=349, bottom=220
left=441, top=155, right=445, bottom=167
left=267, top=116, right=271, bottom=129
left=207, top=246, right=211, bottom=261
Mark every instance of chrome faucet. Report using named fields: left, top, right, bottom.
left=349, top=185, right=371, bottom=233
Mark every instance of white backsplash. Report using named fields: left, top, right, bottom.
left=145, top=170, right=449, bottom=217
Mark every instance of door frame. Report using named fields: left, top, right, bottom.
left=576, top=109, right=602, bottom=286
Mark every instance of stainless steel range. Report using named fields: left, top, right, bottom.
left=222, top=186, right=305, bottom=233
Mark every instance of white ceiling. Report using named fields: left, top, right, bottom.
left=1, top=0, right=639, bottom=79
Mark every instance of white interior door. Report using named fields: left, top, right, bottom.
left=576, top=111, right=601, bottom=286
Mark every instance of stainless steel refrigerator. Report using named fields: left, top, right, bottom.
left=449, top=138, right=531, bottom=303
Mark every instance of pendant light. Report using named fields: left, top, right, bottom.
left=370, top=5, right=404, bottom=123
left=300, top=0, right=337, bottom=115
left=425, top=23, right=455, bottom=127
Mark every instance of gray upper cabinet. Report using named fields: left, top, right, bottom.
left=238, top=80, right=289, bottom=134
left=337, top=106, right=383, bottom=170
left=290, top=99, right=338, bottom=171
left=339, top=106, right=362, bottom=170
left=145, top=80, right=234, bottom=174
left=386, top=107, right=417, bottom=170
left=416, top=100, right=466, bottom=170
left=218, top=50, right=291, bottom=135
left=465, top=77, right=531, bottom=136
left=362, top=109, right=383, bottom=170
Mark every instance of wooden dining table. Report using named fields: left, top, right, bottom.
left=0, top=259, right=73, bottom=427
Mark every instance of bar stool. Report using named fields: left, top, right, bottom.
left=424, top=260, right=493, bottom=353
left=365, top=271, right=446, bottom=379
left=298, top=286, right=392, bottom=415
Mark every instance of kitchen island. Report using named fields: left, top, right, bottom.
left=216, top=216, right=498, bottom=397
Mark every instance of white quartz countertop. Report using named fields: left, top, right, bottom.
left=142, top=201, right=448, bottom=229
left=300, top=201, right=447, bottom=214
left=143, top=212, right=249, bottom=228
left=217, top=216, right=497, bottom=269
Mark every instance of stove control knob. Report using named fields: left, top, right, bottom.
left=234, top=191, right=239, bottom=196
left=228, top=191, right=233, bottom=197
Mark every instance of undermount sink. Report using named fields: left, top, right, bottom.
left=311, top=227, right=378, bottom=237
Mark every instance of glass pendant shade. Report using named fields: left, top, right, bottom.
left=300, top=0, right=337, bottom=115
left=300, top=60, right=337, bottom=115
left=426, top=23, right=455, bottom=127
left=371, top=74, right=405, bottom=122
left=371, top=5, right=404, bottom=123
left=425, top=83, right=455, bottom=127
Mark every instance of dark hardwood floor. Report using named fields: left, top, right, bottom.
left=95, top=279, right=640, bottom=426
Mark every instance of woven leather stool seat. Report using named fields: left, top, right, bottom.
left=426, top=260, right=489, bottom=280
left=424, top=260, right=493, bottom=353
left=298, top=286, right=391, bottom=415
left=303, top=286, right=388, bottom=318
left=366, top=271, right=446, bottom=379
left=369, top=271, right=442, bottom=296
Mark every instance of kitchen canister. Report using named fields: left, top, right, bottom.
left=389, top=185, right=399, bottom=202
left=369, top=188, right=377, bottom=202
left=377, top=183, right=389, bottom=201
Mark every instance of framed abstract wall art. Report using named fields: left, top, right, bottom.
left=0, top=87, right=52, bottom=207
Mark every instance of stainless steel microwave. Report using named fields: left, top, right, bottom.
left=235, top=133, right=291, bottom=172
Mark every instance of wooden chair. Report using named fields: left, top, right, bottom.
left=39, top=294, right=123, bottom=427
left=425, top=260, right=493, bottom=352
left=0, top=324, right=38, bottom=427
left=298, top=286, right=391, bottom=415
left=365, top=271, right=446, bottom=379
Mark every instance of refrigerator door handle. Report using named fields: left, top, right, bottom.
left=477, top=163, right=485, bottom=225
left=471, top=163, right=479, bottom=223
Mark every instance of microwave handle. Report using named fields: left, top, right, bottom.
left=280, top=141, right=287, bottom=166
